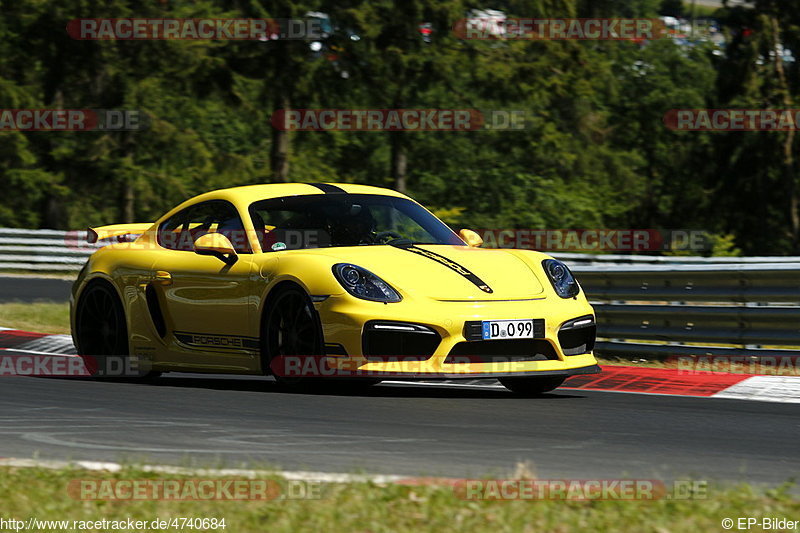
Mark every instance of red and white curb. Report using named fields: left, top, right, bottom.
left=712, top=376, right=800, bottom=403
left=562, top=366, right=800, bottom=403
left=0, top=328, right=76, bottom=355
left=2, top=328, right=800, bottom=404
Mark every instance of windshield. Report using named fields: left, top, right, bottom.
left=249, top=194, right=464, bottom=252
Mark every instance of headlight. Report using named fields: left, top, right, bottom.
left=542, top=259, right=580, bottom=298
left=332, top=263, right=402, bottom=302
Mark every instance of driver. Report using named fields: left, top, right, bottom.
left=332, top=204, right=376, bottom=246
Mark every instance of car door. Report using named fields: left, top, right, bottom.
left=153, top=200, right=260, bottom=372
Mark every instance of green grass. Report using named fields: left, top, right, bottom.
left=0, top=301, right=70, bottom=334
left=0, top=465, right=797, bottom=533
left=0, top=270, right=76, bottom=279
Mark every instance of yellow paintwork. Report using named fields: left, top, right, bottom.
left=458, top=228, right=484, bottom=248
left=88, top=223, right=152, bottom=243
left=194, top=232, right=237, bottom=255
left=70, top=183, right=598, bottom=378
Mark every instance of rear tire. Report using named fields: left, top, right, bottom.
left=76, top=281, right=128, bottom=358
left=499, top=376, right=566, bottom=395
left=75, top=281, right=160, bottom=380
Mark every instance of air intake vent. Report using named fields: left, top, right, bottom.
left=446, top=339, right=559, bottom=363
left=362, top=321, right=440, bottom=361
left=558, top=315, right=596, bottom=356
left=145, top=284, right=167, bottom=338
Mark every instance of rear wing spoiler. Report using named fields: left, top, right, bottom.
left=87, top=223, right=153, bottom=244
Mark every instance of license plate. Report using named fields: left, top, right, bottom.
left=481, top=319, right=535, bottom=340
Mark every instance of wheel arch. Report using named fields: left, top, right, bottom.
left=259, top=279, right=309, bottom=323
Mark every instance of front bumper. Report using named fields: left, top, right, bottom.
left=314, top=293, right=599, bottom=378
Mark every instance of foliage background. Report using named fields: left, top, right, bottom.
left=0, top=0, right=797, bottom=255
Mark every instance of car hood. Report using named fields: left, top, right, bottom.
left=302, top=245, right=546, bottom=301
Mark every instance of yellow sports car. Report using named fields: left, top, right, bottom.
left=71, top=183, right=599, bottom=394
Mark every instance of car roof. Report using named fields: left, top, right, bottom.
left=156, top=183, right=418, bottom=224
left=190, top=183, right=410, bottom=206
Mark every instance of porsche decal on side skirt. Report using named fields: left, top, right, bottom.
left=174, top=331, right=260, bottom=352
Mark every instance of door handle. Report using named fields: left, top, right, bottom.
left=153, top=271, right=172, bottom=286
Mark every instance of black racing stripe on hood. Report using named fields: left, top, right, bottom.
left=401, top=245, right=494, bottom=294
left=306, top=183, right=347, bottom=194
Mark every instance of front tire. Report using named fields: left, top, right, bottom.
left=262, top=285, right=378, bottom=392
left=499, top=376, right=566, bottom=395
left=263, top=285, right=324, bottom=388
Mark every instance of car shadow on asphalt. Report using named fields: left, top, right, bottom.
left=129, top=375, right=588, bottom=399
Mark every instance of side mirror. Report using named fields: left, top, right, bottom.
left=194, top=233, right=238, bottom=264
left=458, top=228, right=483, bottom=248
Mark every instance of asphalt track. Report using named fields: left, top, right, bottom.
left=2, top=373, right=798, bottom=486
left=2, top=277, right=798, bottom=487
left=0, top=276, right=73, bottom=303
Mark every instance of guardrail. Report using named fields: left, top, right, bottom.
left=572, top=263, right=800, bottom=359
left=555, top=252, right=800, bottom=265
left=0, top=228, right=98, bottom=271
left=2, top=227, right=799, bottom=359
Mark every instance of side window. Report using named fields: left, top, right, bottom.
left=158, top=201, right=250, bottom=253
left=158, top=210, right=192, bottom=251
